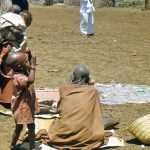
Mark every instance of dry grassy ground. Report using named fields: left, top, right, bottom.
left=0, top=5, right=150, bottom=149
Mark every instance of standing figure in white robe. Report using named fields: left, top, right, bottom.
left=80, top=0, right=95, bottom=36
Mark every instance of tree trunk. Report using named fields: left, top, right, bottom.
left=145, top=0, right=150, bottom=10
left=112, top=0, right=115, bottom=7
left=0, top=0, right=12, bottom=14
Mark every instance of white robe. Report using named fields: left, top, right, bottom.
left=80, top=0, right=95, bottom=35
left=0, top=12, right=26, bottom=32
left=0, top=12, right=27, bottom=52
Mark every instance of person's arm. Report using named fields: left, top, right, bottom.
left=27, top=56, right=36, bottom=84
left=10, top=27, right=24, bottom=39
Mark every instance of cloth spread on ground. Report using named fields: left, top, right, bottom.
left=19, top=135, right=124, bottom=150
left=35, top=88, right=60, bottom=102
left=94, top=82, right=150, bottom=104
left=19, top=134, right=124, bottom=150
left=36, top=82, right=150, bottom=105
left=1, top=82, right=150, bottom=104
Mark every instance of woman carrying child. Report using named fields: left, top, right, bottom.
left=0, top=5, right=32, bottom=107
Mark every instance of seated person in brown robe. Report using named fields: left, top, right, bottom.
left=48, top=64, right=108, bottom=149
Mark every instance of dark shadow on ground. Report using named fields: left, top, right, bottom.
left=16, top=142, right=42, bottom=150
left=126, top=138, right=142, bottom=145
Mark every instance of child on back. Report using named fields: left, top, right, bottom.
left=0, top=5, right=32, bottom=53
left=5, top=52, right=37, bottom=150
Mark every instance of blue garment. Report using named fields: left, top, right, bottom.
left=12, top=0, right=29, bottom=11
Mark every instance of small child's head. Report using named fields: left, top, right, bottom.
left=5, top=52, right=31, bottom=72
left=20, top=11, right=32, bottom=27
left=8, top=5, right=21, bottom=14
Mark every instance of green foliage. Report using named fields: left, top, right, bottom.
left=99, top=0, right=113, bottom=7
left=116, top=0, right=144, bottom=7
left=53, top=0, right=64, bottom=3
left=53, top=0, right=58, bottom=3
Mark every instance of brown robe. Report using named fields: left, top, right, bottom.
left=11, top=73, right=37, bottom=124
left=48, top=84, right=105, bottom=149
left=0, top=75, right=13, bottom=103
left=0, top=46, right=14, bottom=104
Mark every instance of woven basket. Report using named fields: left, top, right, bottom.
left=127, top=114, right=150, bottom=144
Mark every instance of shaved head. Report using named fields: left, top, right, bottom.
left=8, top=5, right=21, bottom=14
left=5, top=52, right=30, bottom=69
left=71, top=64, right=90, bottom=84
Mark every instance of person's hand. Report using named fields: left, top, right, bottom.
left=88, top=78, right=95, bottom=85
left=25, top=47, right=32, bottom=54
